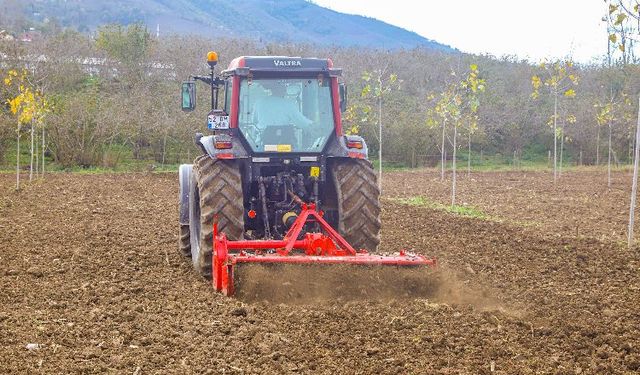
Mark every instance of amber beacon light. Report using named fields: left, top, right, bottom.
left=207, top=51, right=218, bottom=67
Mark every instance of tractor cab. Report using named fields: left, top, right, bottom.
left=224, top=57, right=343, bottom=153
left=182, top=55, right=350, bottom=156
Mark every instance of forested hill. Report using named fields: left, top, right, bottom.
left=3, top=0, right=454, bottom=51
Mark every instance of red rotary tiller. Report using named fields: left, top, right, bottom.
left=212, top=203, right=436, bottom=296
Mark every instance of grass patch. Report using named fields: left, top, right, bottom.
left=393, top=196, right=487, bottom=219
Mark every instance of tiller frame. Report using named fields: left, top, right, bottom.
left=212, top=203, right=436, bottom=295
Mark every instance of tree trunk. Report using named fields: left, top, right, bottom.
left=35, top=130, right=39, bottom=178
left=42, top=126, right=45, bottom=176
left=162, top=133, right=167, bottom=166
left=553, top=94, right=558, bottom=183
left=579, top=149, right=583, bottom=166
left=411, top=148, right=416, bottom=168
left=467, top=131, right=471, bottom=176
left=627, top=132, right=633, bottom=164
left=608, top=123, right=612, bottom=188
left=16, top=124, right=20, bottom=190
left=596, top=125, right=601, bottom=165
left=443, top=148, right=447, bottom=176
left=627, top=97, right=640, bottom=248
left=559, top=124, right=564, bottom=178
left=378, top=96, right=382, bottom=192
left=29, top=122, right=34, bottom=182
left=440, top=119, right=446, bottom=181
left=451, top=125, right=457, bottom=206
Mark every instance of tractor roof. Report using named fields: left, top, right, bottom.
left=222, top=56, right=341, bottom=77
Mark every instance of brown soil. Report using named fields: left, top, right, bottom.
left=1, top=171, right=639, bottom=374
left=385, top=169, right=636, bottom=242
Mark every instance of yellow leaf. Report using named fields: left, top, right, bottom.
left=531, top=75, right=541, bottom=89
left=610, top=4, right=618, bottom=14
left=564, top=89, right=576, bottom=98
left=609, top=34, right=617, bottom=44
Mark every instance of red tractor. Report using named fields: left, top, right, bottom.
left=178, top=52, right=433, bottom=295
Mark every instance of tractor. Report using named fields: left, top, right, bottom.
left=178, top=52, right=433, bottom=295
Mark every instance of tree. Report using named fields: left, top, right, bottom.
left=605, top=1, right=640, bottom=246
left=427, top=64, right=485, bottom=205
left=595, top=99, right=618, bottom=187
left=4, top=69, right=50, bottom=189
left=360, top=68, right=399, bottom=191
left=453, top=65, right=485, bottom=204
left=605, top=1, right=640, bottom=65
left=465, top=118, right=478, bottom=176
left=96, top=23, right=153, bottom=84
left=555, top=112, right=576, bottom=177
left=531, top=60, right=579, bottom=183
left=427, top=85, right=457, bottom=182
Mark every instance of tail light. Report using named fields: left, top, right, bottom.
left=214, top=135, right=233, bottom=149
left=347, top=140, right=363, bottom=149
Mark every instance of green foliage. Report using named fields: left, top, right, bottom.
left=0, top=28, right=637, bottom=172
left=427, top=64, right=486, bottom=134
left=96, top=23, right=151, bottom=64
left=96, top=23, right=153, bottom=82
left=356, top=68, right=401, bottom=153
left=530, top=59, right=579, bottom=144
left=531, top=60, right=579, bottom=101
left=394, top=196, right=487, bottom=219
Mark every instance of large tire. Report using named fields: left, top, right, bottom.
left=189, top=156, right=245, bottom=278
left=178, top=164, right=193, bottom=257
left=332, top=159, right=381, bottom=252
left=179, top=225, right=191, bottom=257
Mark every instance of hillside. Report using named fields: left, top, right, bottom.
left=3, top=0, right=455, bottom=51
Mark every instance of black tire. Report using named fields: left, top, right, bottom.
left=189, top=156, right=245, bottom=278
left=332, top=159, right=381, bottom=252
left=178, top=164, right=193, bottom=258
left=179, top=225, right=191, bottom=257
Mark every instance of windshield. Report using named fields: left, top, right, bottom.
left=238, top=77, right=335, bottom=152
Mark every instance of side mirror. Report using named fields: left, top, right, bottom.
left=339, top=83, right=347, bottom=113
left=181, top=81, right=196, bottom=111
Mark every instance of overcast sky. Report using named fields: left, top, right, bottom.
left=313, top=0, right=608, bottom=64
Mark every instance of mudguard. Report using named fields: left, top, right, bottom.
left=178, top=164, right=193, bottom=226
left=199, top=134, right=249, bottom=159
left=324, top=135, right=368, bottom=159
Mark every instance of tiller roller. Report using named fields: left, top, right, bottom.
left=212, top=203, right=436, bottom=296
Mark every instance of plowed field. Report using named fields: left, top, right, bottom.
left=1, top=170, right=639, bottom=374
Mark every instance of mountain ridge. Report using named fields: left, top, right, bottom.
left=6, top=0, right=455, bottom=52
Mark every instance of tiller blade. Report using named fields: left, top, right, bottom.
left=212, top=203, right=436, bottom=296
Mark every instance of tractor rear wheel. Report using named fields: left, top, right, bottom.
left=190, top=156, right=245, bottom=278
left=178, top=164, right=193, bottom=257
left=332, top=159, right=381, bottom=252
left=179, top=225, right=191, bottom=257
